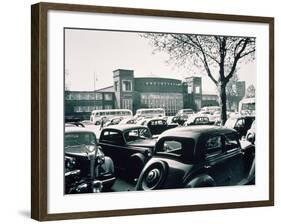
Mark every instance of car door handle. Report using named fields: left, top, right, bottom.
left=204, top=165, right=211, bottom=169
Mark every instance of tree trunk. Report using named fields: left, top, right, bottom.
left=218, top=82, right=227, bottom=125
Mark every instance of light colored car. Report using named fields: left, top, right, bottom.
left=176, top=108, right=194, bottom=117
left=184, top=115, right=211, bottom=126
left=118, top=117, right=137, bottom=125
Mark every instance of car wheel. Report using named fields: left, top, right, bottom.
left=136, top=161, right=167, bottom=190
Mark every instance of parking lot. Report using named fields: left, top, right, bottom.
left=65, top=107, right=255, bottom=194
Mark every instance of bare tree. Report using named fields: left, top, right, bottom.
left=226, top=72, right=238, bottom=110
left=142, top=33, right=255, bottom=124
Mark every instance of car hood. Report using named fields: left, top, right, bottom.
left=127, top=138, right=157, bottom=148
left=65, top=144, right=97, bottom=157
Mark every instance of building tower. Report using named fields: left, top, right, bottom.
left=184, top=76, right=202, bottom=111
left=113, top=69, right=134, bottom=110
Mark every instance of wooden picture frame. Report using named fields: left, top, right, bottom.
left=31, top=2, right=274, bottom=221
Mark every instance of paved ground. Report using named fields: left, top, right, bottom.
left=111, top=178, right=136, bottom=192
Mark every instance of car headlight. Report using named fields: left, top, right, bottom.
left=96, top=153, right=105, bottom=165
left=65, top=157, right=76, bottom=169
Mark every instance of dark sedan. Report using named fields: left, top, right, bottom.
left=136, top=126, right=255, bottom=190
left=99, top=125, right=157, bottom=180
left=139, top=118, right=178, bottom=135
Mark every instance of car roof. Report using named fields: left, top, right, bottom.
left=159, top=125, right=236, bottom=139
left=227, top=115, right=255, bottom=120
left=102, top=124, right=148, bottom=132
left=145, top=118, right=166, bottom=122
left=65, top=126, right=95, bottom=133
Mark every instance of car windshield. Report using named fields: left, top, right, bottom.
left=124, top=128, right=152, bottom=142
left=182, top=109, right=193, bottom=114
left=224, top=118, right=237, bottom=128
left=64, top=132, right=97, bottom=147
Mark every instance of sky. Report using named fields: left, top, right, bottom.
left=65, top=29, right=256, bottom=94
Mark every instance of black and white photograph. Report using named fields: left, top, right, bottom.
left=64, top=28, right=256, bottom=194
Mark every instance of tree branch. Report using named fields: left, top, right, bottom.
left=225, top=38, right=251, bottom=83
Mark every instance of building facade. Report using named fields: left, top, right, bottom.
left=65, top=69, right=245, bottom=119
left=65, top=91, right=115, bottom=120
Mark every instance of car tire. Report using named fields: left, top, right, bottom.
left=136, top=161, right=167, bottom=190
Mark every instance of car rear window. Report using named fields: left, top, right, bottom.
left=101, top=130, right=123, bottom=143
left=205, top=136, right=222, bottom=157
left=156, top=138, right=195, bottom=161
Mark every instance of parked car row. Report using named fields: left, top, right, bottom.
left=64, top=106, right=255, bottom=193
left=64, top=121, right=256, bottom=193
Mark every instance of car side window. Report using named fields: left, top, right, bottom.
left=205, top=136, right=222, bottom=157
left=161, top=140, right=183, bottom=155
left=224, top=133, right=240, bottom=152
left=235, top=119, right=245, bottom=128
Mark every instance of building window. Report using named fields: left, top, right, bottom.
left=74, top=106, right=83, bottom=112
left=80, top=93, right=90, bottom=100
left=122, top=80, right=132, bottom=92
left=89, top=93, right=95, bottom=100
left=65, top=93, right=71, bottom=100
left=195, top=86, right=201, bottom=94
left=96, top=105, right=103, bottom=110
left=104, top=105, right=112, bottom=109
left=122, top=99, right=133, bottom=110
left=114, top=81, right=119, bottom=91
left=96, top=93, right=103, bottom=100
left=104, top=93, right=113, bottom=101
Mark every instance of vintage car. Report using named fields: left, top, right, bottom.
left=139, top=118, right=177, bottom=135
left=104, top=117, right=124, bottom=127
left=171, top=115, right=189, bottom=126
left=136, top=126, right=255, bottom=190
left=246, top=120, right=256, bottom=144
left=224, top=116, right=255, bottom=138
left=183, top=115, right=212, bottom=126
left=65, top=122, right=85, bottom=128
left=118, top=117, right=137, bottom=125
left=64, top=126, right=116, bottom=193
left=176, top=108, right=194, bottom=117
left=99, top=125, right=157, bottom=179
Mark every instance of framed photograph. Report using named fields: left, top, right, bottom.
left=31, top=2, right=274, bottom=221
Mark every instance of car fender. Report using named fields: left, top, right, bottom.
left=130, top=153, right=146, bottom=164
left=185, top=174, right=216, bottom=188
left=103, top=156, right=115, bottom=174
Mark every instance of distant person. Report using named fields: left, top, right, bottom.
left=100, top=116, right=106, bottom=130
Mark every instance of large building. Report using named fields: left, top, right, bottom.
left=65, top=69, right=245, bottom=120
